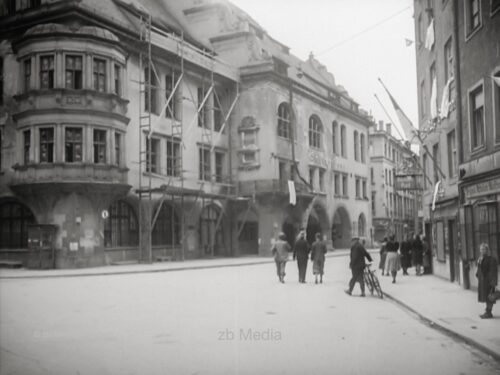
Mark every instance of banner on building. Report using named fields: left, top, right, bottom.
left=288, top=180, right=296, bottom=205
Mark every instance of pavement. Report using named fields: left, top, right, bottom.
left=1, top=249, right=499, bottom=364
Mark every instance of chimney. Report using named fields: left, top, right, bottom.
left=386, top=123, right=392, bottom=135
left=378, top=120, right=384, bottom=131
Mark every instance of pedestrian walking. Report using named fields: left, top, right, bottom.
left=412, top=233, right=424, bottom=276
left=476, top=243, right=498, bottom=319
left=271, top=232, right=291, bottom=283
left=311, top=232, right=327, bottom=284
left=378, top=237, right=388, bottom=276
left=345, top=237, right=373, bottom=297
left=293, top=230, right=310, bottom=283
left=400, top=233, right=412, bottom=276
left=422, top=235, right=432, bottom=274
left=384, top=235, right=400, bottom=284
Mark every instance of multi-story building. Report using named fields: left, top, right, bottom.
left=414, top=0, right=500, bottom=286
left=0, top=0, right=372, bottom=268
left=369, top=121, right=419, bottom=243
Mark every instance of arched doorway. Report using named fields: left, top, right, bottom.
left=331, top=207, right=351, bottom=249
left=200, top=204, right=225, bottom=256
left=358, top=213, right=366, bottom=238
left=237, top=208, right=258, bottom=255
left=306, top=203, right=329, bottom=245
left=152, top=203, right=180, bottom=246
left=0, top=201, right=36, bottom=249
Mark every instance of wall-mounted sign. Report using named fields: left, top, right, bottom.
left=102, top=210, right=109, bottom=219
left=395, top=175, right=422, bottom=191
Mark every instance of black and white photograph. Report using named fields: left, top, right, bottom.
left=1, top=0, right=500, bottom=374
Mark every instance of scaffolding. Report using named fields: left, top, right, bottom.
left=133, top=6, right=240, bottom=262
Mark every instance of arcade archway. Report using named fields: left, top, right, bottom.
left=306, top=203, right=329, bottom=245
left=331, top=207, right=351, bottom=249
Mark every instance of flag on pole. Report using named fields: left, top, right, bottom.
left=430, top=77, right=438, bottom=120
left=288, top=180, right=296, bottom=205
left=432, top=180, right=441, bottom=211
left=378, top=78, right=419, bottom=144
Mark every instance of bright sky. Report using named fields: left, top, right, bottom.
left=228, top=0, right=417, bottom=140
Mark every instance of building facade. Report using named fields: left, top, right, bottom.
left=413, top=0, right=500, bottom=285
left=369, top=121, right=419, bottom=243
left=0, top=0, right=372, bottom=268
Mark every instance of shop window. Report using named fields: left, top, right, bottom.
left=0, top=201, right=36, bottom=249
left=65, top=55, right=83, bottom=90
left=277, top=103, right=291, bottom=139
left=65, top=127, right=83, bottom=163
left=93, top=58, right=106, bottom=92
left=166, top=137, right=181, bottom=177
left=39, top=127, right=54, bottom=163
left=93, top=129, right=106, bottom=164
left=23, top=129, right=30, bottom=164
left=152, top=203, right=179, bottom=246
left=40, top=55, right=54, bottom=89
left=104, top=200, right=138, bottom=248
left=475, top=202, right=499, bottom=260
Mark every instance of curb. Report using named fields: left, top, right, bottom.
left=383, top=292, right=500, bottom=364
left=0, top=250, right=354, bottom=280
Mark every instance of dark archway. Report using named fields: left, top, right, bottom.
left=0, top=201, right=36, bottom=249
left=281, top=220, right=296, bottom=248
left=306, top=203, right=329, bottom=245
left=199, top=204, right=225, bottom=256
left=331, top=207, right=351, bottom=249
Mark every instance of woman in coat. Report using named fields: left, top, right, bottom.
left=311, top=232, right=327, bottom=284
left=384, top=235, right=400, bottom=284
left=476, top=243, right=498, bottom=319
left=271, top=232, right=291, bottom=283
left=400, top=234, right=412, bottom=276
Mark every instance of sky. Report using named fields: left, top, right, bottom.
left=228, top=0, right=417, bottom=140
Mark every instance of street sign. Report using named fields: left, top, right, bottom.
left=395, top=175, right=423, bottom=191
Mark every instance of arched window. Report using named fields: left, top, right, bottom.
left=332, top=121, right=338, bottom=154
left=308, top=115, right=323, bottom=149
left=340, top=125, right=346, bottom=157
left=104, top=200, right=138, bottom=247
left=360, top=133, right=366, bottom=163
left=354, top=130, right=359, bottom=161
left=152, top=203, right=180, bottom=246
left=277, top=102, right=291, bottom=139
left=0, top=201, right=36, bottom=248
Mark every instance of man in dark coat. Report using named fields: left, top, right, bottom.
left=345, top=237, right=373, bottom=297
left=400, top=233, right=412, bottom=275
left=476, top=243, right=498, bottom=319
left=293, top=230, right=310, bottom=283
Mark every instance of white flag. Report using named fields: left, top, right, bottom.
left=432, top=180, right=441, bottom=211
left=430, top=77, right=438, bottom=120
left=288, top=180, right=296, bottom=205
left=439, top=78, right=453, bottom=120
left=425, top=19, right=435, bottom=50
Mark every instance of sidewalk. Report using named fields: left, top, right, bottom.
left=378, top=270, right=500, bottom=363
left=1, top=249, right=499, bottom=363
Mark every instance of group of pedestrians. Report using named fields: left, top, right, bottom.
left=271, top=230, right=327, bottom=284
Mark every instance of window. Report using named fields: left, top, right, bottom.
left=241, top=131, right=256, bottom=148
left=279, top=161, right=287, bottom=182
left=492, top=0, right=500, bottom=14
left=385, top=168, right=388, bottom=185
left=494, top=71, right=500, bottom=144
left=144, top=67, right=157, bottom=113
left=65, top=55, right=83, bottom=89
left=197, top=87, right=209, bottom=128
left=0, top=201, right=36, bottom=249
left=334, top=173, right=340, bottom=195
left=166, top=138, right=181, bottom=177
left=214, top=93, right=223, bottom=132
left=362, top=180, right=367, bottom=199
left=360, top=134, right=366, bottom=163
left=146, top=138, right=159, bottom=173
left=114, top=64, right=121, bottom=96
left=467, top=0, right=481, bottom=34
left=215, top=151, right=225, bottom=183
left=165, top=73, right=179, bottom=120
left=308, top=115, right=322, bottom=149
left=444, top=38, right=455, bottom=99
left=447, top=130, right=457, bottom=177
left=332, top=121, right=338, bottom=154
left=104, top=200, right=138, bottom=248
left=340, top=125, right=346, bottom=157
left=199, top=147, right=211, bottom=181
left=93, top=129, right=106, bottom=164
left=470, top=85, right=485, bottom=150
left=39, top=128, right=54, bottom=163
left=420, top=80, right=426, bottom=119
left=65, top=127, right=83, bottom=163
left=423, top=153, right=428, bottom=189
left=353, top=131, right=359, bottom=161
left=93, top=58, right=106, bottom=92
left=152, top=203, right=180, bottom=246
left=370, top=167, right=374, bottom=184
left=355, top=178, right=360, bottom=198
left=40, top=55, right=54, bottom=89
left=319, top=169, right=325, bottom=192
left=24, top=58, right=31, bottom=92
left=342, top=174, right=348, bottom=196
left=309, top=167, right=315, bottom=189
left=23, top=130, right=30, bottom=164
left=114, top=132, right=121, bottom=166
left=0, top=58, right=3, bottom=106
left=432, top=143, right=440, bottom=183
left=418, top=14, right=425, bottom=46
left=277, top=103, right=291, bottom=139
left=371, top=192, right=376, bottom=216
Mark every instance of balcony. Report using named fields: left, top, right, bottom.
left=238, top=179, right=311, bottom=196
